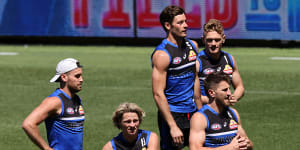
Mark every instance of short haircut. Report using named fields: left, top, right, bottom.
left=203, top=72, right=230, bottom=98
left=203, top=19, right=224, bottom=37
left=160, top=5, right=185, bottom=32
left=112, top=102, right=145, bottom=129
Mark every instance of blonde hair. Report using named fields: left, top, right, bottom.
left=112, top=102, right=145, bottom=129
left=203, top=19, right=224, bottom=37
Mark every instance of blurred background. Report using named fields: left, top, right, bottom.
left=0, top=0, right=299, bottom=150
left=0, top=0, right=299, bottom=46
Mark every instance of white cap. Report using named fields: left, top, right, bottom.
left=50, top=58, right=82, bottom=82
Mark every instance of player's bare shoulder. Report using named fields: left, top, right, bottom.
left=152, top=50, right=170, bottom=68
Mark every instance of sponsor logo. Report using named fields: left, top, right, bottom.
left=229, top=119, right=238, bottom=129
left=66, top=107, right=74, bottom=115
left=79, top=105, right=84, bottom=115
left=173, top=57, right=182, bottom=64
left=211, top=123, right=222, bottom=130
left=203, top=68, right=215, bottom=75
left=223, top=65, right=233, bottom=74
left=188, top=51, right=196, bottom=61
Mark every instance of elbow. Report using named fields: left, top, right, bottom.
left=22, top=120, right=29, bottom=131
left=153, top=92, right=161, bottom=102
left=22, top=119, right=33, bottom=131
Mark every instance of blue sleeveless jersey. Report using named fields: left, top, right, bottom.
left=45, top=89, right=85, bottom=150
left=111, top=129, right=151, bottom=150
left=197, top=105, right=238, bottom=147
left=151, top=38, right=198, bottom=113
left=197, top=50, right=234, bottom=96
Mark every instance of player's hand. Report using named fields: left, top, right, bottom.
left=170, top=125, right=184, bottom=146
left=229, top=95, right=238, bottom=105
left=238, top=136, right=252, bottom=150
left=227, top=134, right=241, bottom=150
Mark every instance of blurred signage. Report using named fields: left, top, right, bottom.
left=0, top=0, right=299, bottom=40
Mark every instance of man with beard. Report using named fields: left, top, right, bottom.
left=189, top=72, right=253, bottom=149
left=196, top=19, right=244, bottom=105
left=22, top=58, right=85, bottom=150
left=151, top=5, right=201, bottom=150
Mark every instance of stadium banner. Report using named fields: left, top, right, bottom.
left=0, top=0, right=299, bottom=40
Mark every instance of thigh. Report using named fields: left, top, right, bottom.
left=157, top=111, right=184, bottom=150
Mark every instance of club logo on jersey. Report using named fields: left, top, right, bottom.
left=203, top=68, right=215, bottom=75
left=66, top=107, right=74, bottom=115
left=223, top=65, right=233, bottom=74
left=188, top=51, right=197, bottom=61
left=79, top=105, right=84, bottom=115
left=173, top=57, right=182, bottom=64
left=229, top=119, right=238, bottom=129
left=211, top=123, right=222, bottom=130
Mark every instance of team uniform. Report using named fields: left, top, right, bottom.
left=110, top=130, right=151, bottom=150
left=151, top=38, right=198, bottom=149
left=197, top=105, right=238, bottom=147
left=45, top=89, right=85, bottom=150
left=197, top=50, right=234, bottom=96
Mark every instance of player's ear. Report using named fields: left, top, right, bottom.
left=60, top=73, right=68, bottom=82
left=222, top=35, right=226, bottom=44
left=164, top=22, right=171, bottom=31
left=208, top=89, right=215, bottom=98
left=201, top=36, right=205, bottom=44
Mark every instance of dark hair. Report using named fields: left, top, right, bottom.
left=160, top=5, right=185, bottom=32
left=204, top=72, right=230, bottom=98
left=203, top=19, right=224, bottom=37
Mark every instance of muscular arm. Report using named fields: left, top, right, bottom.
left=194, top=60, right=204, bottom=108
left=191, top=40, right=203, bottom=109
left=147, top=132, right=159, bottom=150
left=190, top=111, right=245, bottom=150
left=230, top=56, right=244, bottom=104
left=22, top=97, right=61, bottom=150
left=152, top=51, right=184, bottom=144
left=189, top=112, right=207, bottom=150
left=195, top=59, right=209, bottom=104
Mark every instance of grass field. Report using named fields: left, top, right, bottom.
left=0, top=45, right=299, bottom=150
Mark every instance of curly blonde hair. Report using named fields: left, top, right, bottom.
left=203, top=19, right=224, bottom=37
left=112, top=102, right=145, bottom=129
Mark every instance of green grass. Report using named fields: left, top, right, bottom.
left=0, top=45, right=299, bottom=149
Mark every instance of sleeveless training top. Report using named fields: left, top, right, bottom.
left=151, top=38, right=198, bottom=113
left=45, top=89, right=85, bottom=150
left=198, top=105, right=238, bottom=147
left=111, top=130, right=151, bottom=150
left=197, top=50, right=234, bottom=96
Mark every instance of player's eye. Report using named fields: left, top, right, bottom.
left=75, top=74, right=81, bottom=78
left=222, top=88, right=229, bottom=92
left=206, top=38, right=221, bottom=43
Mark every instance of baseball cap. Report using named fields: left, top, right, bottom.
left=50, top=58, right=82, bottom=83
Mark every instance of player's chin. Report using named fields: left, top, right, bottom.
left=209, top=47, right=219, bottom=53
left=224, top=99, right=231, bottom=105
left=127, top=129, right=138, bottom=135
